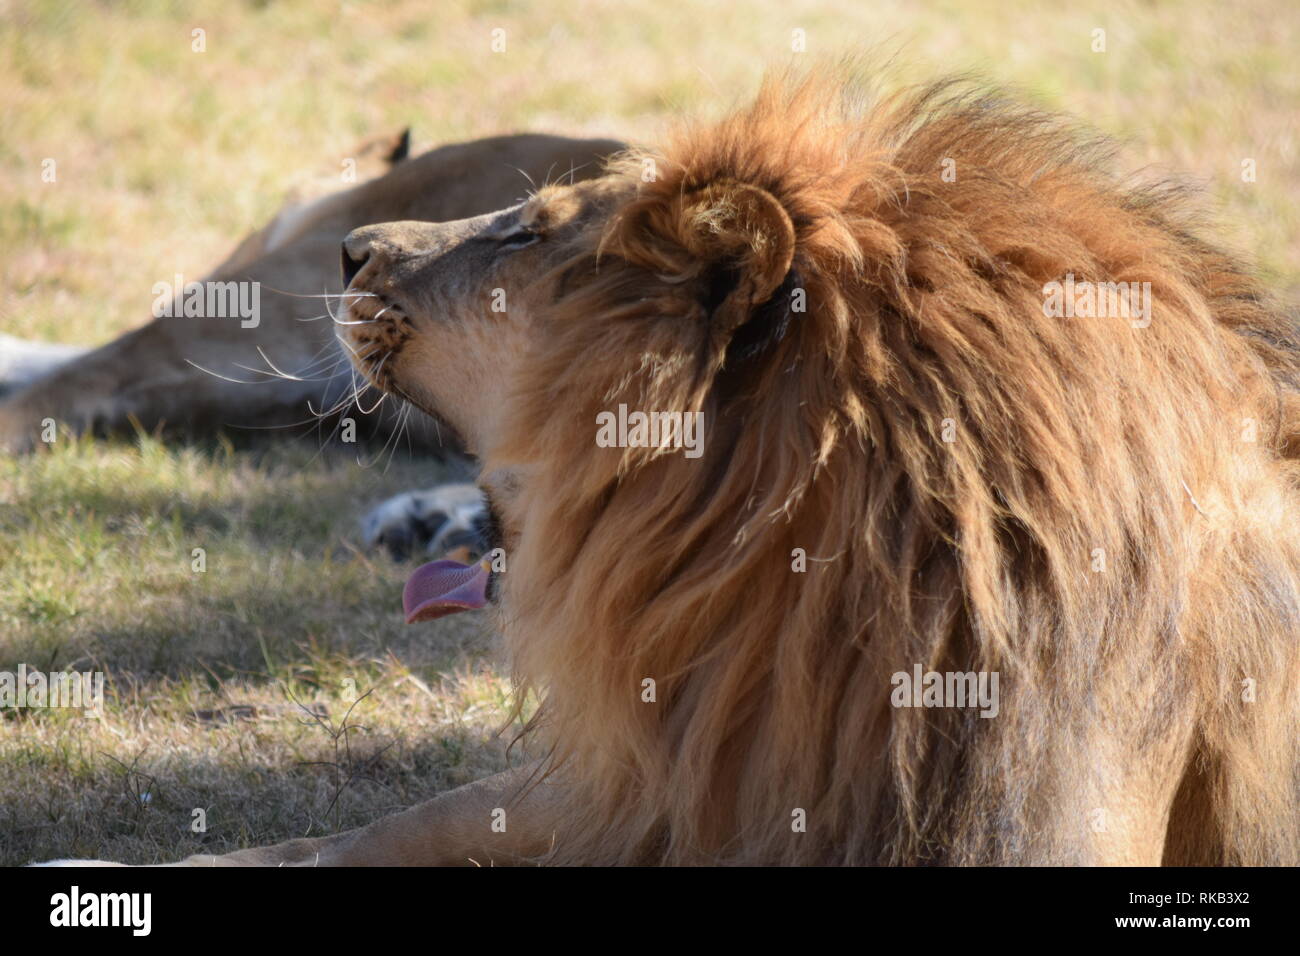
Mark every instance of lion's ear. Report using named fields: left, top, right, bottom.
left=679, top=181, right=796, bottom=335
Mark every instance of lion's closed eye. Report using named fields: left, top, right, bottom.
left=496, top=229, right=541, bottom=251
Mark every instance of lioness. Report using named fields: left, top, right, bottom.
left=49, top=71, right=1300, bottom=866
left=0, top=132, right=621, bottom=454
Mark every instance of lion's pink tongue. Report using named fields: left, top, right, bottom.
left=403, top=559, right=490, bottom=623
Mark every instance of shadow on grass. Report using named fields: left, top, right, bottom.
left=3, top=730, right=521, bottom=866
left=2, top=432, right=466, bottom=553
left=1, top=433, right=509, bottom=866
left=2, top=431, right=484, bottom=672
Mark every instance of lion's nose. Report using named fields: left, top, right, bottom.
left=340, top=237, right=370, bottom=287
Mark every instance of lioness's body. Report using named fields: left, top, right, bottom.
left=0, top=133, right=621, bottom=452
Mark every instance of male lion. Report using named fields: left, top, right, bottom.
left=53, top=71, right=1300, bottom=866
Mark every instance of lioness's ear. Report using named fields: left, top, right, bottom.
left=386, top=128, right=412, bottom=165
left=678, top=181, right=796, bottom=335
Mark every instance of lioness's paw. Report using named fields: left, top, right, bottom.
left=361, top=483, right=487, bottom=561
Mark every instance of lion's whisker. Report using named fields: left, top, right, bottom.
left=258, top=285, right=379, bottom=300
left=184, top=359, right=279, bottom=386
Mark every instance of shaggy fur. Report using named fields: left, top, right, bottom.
left=488, top=71, right=1300, bottom=864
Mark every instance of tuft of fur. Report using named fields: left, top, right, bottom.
left=493, top=69, right=1300, bottom=864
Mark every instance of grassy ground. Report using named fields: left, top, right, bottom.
left=1, top=0, right=1297, bottom=864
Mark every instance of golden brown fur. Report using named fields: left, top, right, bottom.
left=493, top=71, right=1300, bottom=864
left=53, top=69, right=1297, bottom=867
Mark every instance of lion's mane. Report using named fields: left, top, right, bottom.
left=493, top=70, right=1300, bottom=864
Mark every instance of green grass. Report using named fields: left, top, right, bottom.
left=1, top=0, right=1297, bottom=864
left=0, top=435, right=514, bottom=864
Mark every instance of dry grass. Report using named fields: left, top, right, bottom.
left=1, top=0, right=1297, bottom=864
left=0, top=435, right=520, bottom=864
